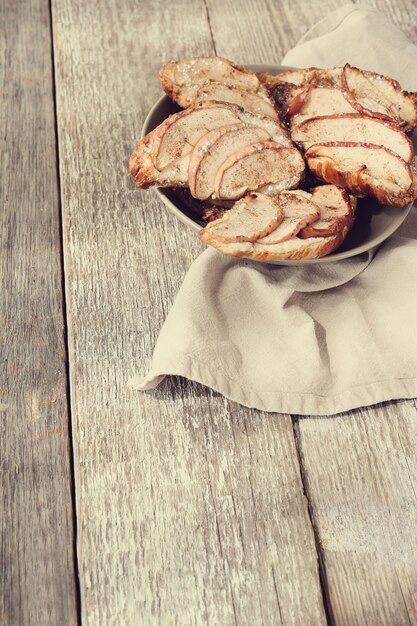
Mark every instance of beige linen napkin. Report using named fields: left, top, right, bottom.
left=129, top=5, right=417, bottom=416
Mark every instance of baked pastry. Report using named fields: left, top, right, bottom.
left=259, top=64, right=417, bottom=131
left=129, top=57, right=416, bottom=261
left=199, top=186, right=356, bottom=261
left=159, top=56, right=277, bottom=119
left=129, top=101, right=304, bottom=199
left=259, top=64, right=417, bottom=207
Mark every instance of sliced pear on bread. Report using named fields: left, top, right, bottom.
left=130, top=101, right=293, bottom=190
left=305, top=142, right=416, bottom=206
left=299, top=186, right=355, bottom=238
left=154, top=101, right=243, bottom=170
left=292, top=114, right=413, bottom=162
left=289, top=88, right=357, bottom=127
left=199, top=186, right=353, bottom=261
left=160, top=56, right=265, bottom=108
left=342, top=64, right=417, bottom=131
left=214, top=141, right=305, bottom=199
left=256, top=192, right=319, bottom=244
left=188, top=124, right=271, bottom=200
left=200, top=193, right=283, bottom=243
left=194, top=82, right=278, bottom=119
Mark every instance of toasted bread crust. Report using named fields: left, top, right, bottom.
left=306, top=142, right=416, bottom=206
left=259, top=65, right=417, bottom=131
left=129, top=131, right=158, bottom=189
left=200, top=227, right=349, bottom=261
left=160, top=56, right=265, bottom=108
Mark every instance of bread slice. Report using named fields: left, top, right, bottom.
left=199, top=231, right=349, bottom=261
left=214, top=141, right=305, bottom=199
left=130, top=101, right=293, bottom=190
left=292, top=114, right=414, bottom=162
left=305, top=142, right=417, bottom=206
left=342, top=64, right=417, bottom=131
left=260, top=65, right=417, bottom=131
left=160, top=56, right=270, bottom=108
left=199, top=185, right=354, bottom=260
left=256, top=192, right=319, bottom=244
left=129, top=102, right=242, bottom=188
left=188, top=124, right=270, bottom=199
left=299, top=186, right=355, bottom=238
left=193, top=83, right=279, bottom=119
left=200, top=193, right=283, bottom=243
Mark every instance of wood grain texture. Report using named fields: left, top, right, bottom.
left=51, top=0, right=326, bottom=623
left=205, top=0, right=341, bottom=65
left=0, top=1, right=77, bottom=625
left=296, top=400, right=417, bottom=625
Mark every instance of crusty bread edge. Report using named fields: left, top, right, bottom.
left=159, top=56, right=264, bottom=108
left=129, top=132, right=159, bottom=189
left=199, top=225, right=351, bottom=261
left=305, top=142, right=417, bottom=207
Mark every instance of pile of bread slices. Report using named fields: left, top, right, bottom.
left=129, top=56, right=417, bottom=260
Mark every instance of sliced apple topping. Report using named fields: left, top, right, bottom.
left=155, top=102, right=241, bottom=170
left=299, top=186, right=355, bottom=238
left=200, top=193, right=283, bottom=243
left=194, top=83, right=278, bottom=119
left=289, top=88, right=357, bottom=127
left=256, top=192, right=319, bottom=244
left=214, top=141, right=305, bottom=200
left=188, top=125, right=271, bottom=200
left=292, top=114, right=413, bottom=162
left=159, top=56, right=265, bottom=108
left=342, top=64, right=417, bottom=131
left=305, top=142, right=415, bottom=206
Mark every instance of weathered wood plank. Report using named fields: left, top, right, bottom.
left=296, top=401, right=417, bottom=625
left=52, top=0, right=327, bottom=622
left=205, top=0, right=341, bottom=64
left=0, top=1, right=78, bottom=624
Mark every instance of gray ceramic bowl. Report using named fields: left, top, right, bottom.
left=141, top=64, right=413, bottom=265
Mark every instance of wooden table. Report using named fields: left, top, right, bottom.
left=2, top=0, right=417, bottom=624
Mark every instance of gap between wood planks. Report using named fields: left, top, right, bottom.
left=292, top=417, right=334, bottom=626
left=203, top=0, right=218, bottom=55
left=48, top=0, right=82, bottom=623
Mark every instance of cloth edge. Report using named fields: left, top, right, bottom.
left=129, top=355, right=417, bottom=416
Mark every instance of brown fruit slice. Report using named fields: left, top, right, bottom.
left=305, top=142, right=415, bottom=206
left=200, top=193, right=283, bottom=243
left=214, top=141, right=305, bottom=200
left=299, top=185, right=355, bottom=238
left=195, top=82, right=278, bottom=119
left=257, top=192, right=319, bottom=244
left=188, top=125, right=271, bottom=200
left=292, top=114, right=413, bottom=162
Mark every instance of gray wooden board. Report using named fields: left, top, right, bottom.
left=296, top=401, right=417, bottom=625
left=51, top=0, right=329, bottom=623
left=0, top=0, right=77, bottom=624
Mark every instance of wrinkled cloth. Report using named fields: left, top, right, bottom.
left=129, top=5, right=417, bottom=415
